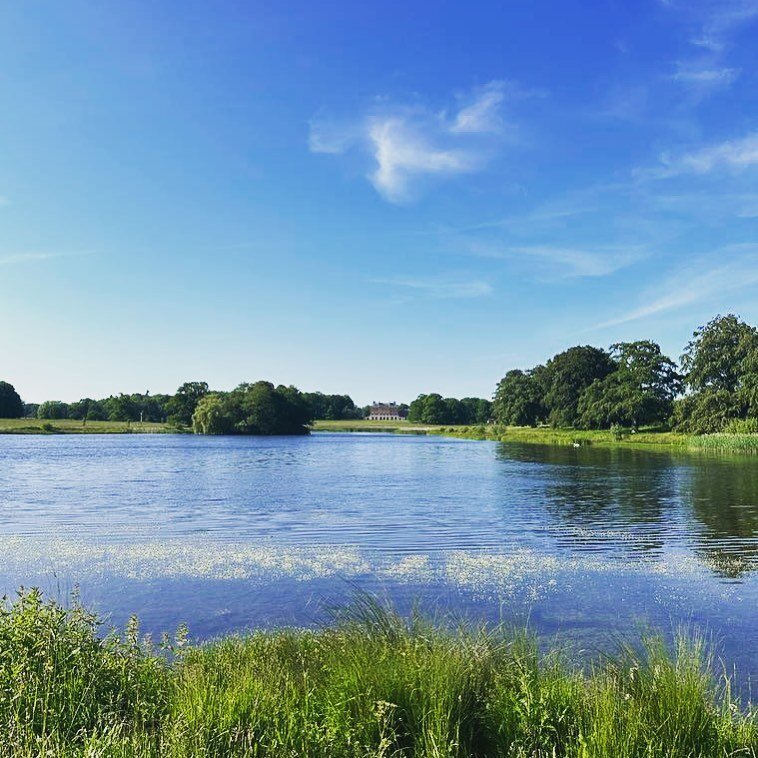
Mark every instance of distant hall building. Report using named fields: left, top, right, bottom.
left=368, top=402, right=407, bottom=421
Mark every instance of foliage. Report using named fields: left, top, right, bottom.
left=0, top=590, right=755, bottom=756
left=688, top=432, right=758, bottom=454
left=37, top=400, right=71, bottom=420
left=0, top=589, right=169, bottom=755
left=22, top=402, right=39, bottom=419
left=67, top=398, right=106, bottom=421
left=0, top=381, right=24, bottom=418
left=192, top=381, right=312, bottom=435
left=493, top=369, right=544, bottom=426
left=303, top=391, right=364, bottom=420
left=541, top=345, right=617, bottom=427
left=577, top=341, right=681, bottom=429
left=676, top=315, right=758, bottom=433
left=165, top=381, right=209, bottom=426
left=408, top=393, right=491, bottom=425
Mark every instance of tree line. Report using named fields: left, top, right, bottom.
left=3, top=313, right=757, bottom=436
left=408, top=394, right=492, bottom=425
left=0, top=380, right=369, bottom=433
left=493, top=314, right=758, bottom=433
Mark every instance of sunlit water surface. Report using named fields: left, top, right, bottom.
left=1, top=433, right=756, bottom=680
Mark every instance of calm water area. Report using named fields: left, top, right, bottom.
left=1, top=432, right=756, bottom=681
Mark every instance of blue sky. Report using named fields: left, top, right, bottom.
left=1, top=1, right=757, bottom=405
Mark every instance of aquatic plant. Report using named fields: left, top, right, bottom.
left=0, top=590, right=755, bottom=756
left=688, top=432, right=758, bottom=454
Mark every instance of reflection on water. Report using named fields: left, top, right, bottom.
left=495, top=443, right=758, bottom=576
left=0, top=433, right=756, bottom=677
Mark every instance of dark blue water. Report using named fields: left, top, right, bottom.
left=1, top=433, right=756, bottom=679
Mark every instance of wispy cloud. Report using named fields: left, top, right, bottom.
left=370, top=276, right=493, bottom=299
left=687, top=0, right=758, bottom=51
left=463, top=240, right=644, bottom=279
left=659, top=1, right=756, bottom=100
left=449, top=81, right=509, bottom=135
left=366, top=116, right=478, bottom=203
left=0, top=251, right=93, bottom=265
left=597, top=244, right=758, bottom=328
left=650, top=132, right=758, bottom=177
left=669, top=61, right=740, bottom=95
left=309, top=81, right=527, bottom=203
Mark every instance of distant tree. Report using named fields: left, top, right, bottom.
left=542, top=346, right=617, bottom=427
left=577, top=341, right=681, bottom=429
left=408, top=393, right=449, bottom=424
left=407, top=394, right=488, bottom=425
left=443, top=397, right=466, bottom=425
left=675, top=314, right=758, bottom=433
left=22, top=402, right=40, bottom=419
left=493, top=370, right=544, bottom=426
left=192, top=393, right=231, bottom=434
left=102, top=394, right=139, bottom=422
left=303, top=392, right=362, bottom=420
left=68, top=398, right=106, bottom=421
left=37, top=401, right=70, bottom=420
left=166, top=382, right=209, bottom=426
left=192, top=382, right=312, bottom=435
left=0, top=381, right=24, bottom=418
left=460, top=397, right=493, bottom=424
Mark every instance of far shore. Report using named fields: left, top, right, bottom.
left=2, top=417, right=756, bottom=454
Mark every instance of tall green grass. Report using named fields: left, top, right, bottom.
left=688, top=432, right=758, bottom=454
left=0, top=590, right=755, bottom=756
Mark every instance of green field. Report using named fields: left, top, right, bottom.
left=1, top=589, right=755, bottom=757
left=0, top=418, right=174, bottom=434
left=312, top=419, right=435, bottom=433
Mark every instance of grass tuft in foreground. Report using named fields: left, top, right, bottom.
left=0, top=589, right=755, bottom=756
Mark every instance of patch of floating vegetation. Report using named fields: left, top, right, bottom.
left=1, top=536, right=751, bottom=602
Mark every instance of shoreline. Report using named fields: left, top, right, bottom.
left=2, top=418, right=756, bottom=455
left=312, top=419, right=758, bottom=454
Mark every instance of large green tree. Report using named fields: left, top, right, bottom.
left=493, top=369, right=544, bottom=426
left=674, top=314, right=758, bottom=433
left=192, top=382, right=312, bottom=435
left=577, top=341, right=681, bottom=429
left=37, top=401, right=70, bottom=420
left=166, top=382, right=209, bottom=426
left=541, top=346, right=617, bottom=427
left=0, top=381, right=23, bottom=418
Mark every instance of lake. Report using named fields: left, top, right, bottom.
left=1, top=432, right=756, bottom=679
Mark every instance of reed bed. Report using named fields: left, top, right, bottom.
left=0, top=589, right=755, bottom=757
left=688, top=432, right=758, bottom=454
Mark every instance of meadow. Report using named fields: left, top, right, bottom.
left=1, top=589, right=756, bottom=757
left=0, top=418, right=173, bottom=434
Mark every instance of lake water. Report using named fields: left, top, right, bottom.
left=1, top=432, right=756, bottom=680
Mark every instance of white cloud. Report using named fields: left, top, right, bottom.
left=669, top=62, right=740, bottom=95
left=658, top=132, right=758, bottom=176
left=309, top=81, right=522, bottom=203
left=367, top=117, right=477, bottom=203
left=371, top=276, right=493, bottom=299
left=450, top=81, right=507, bottom=134
left=464, top=240, right=644, bottom=279
left=598, top=245, right=758, bottom=328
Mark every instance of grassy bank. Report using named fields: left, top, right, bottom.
left=313, top=419, right=435, bottom=433
left=1, top=590, right=756, bottom=757
left=0, top=418, right=175, bottom=434
left=313, top=420, right=758, bottom=454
